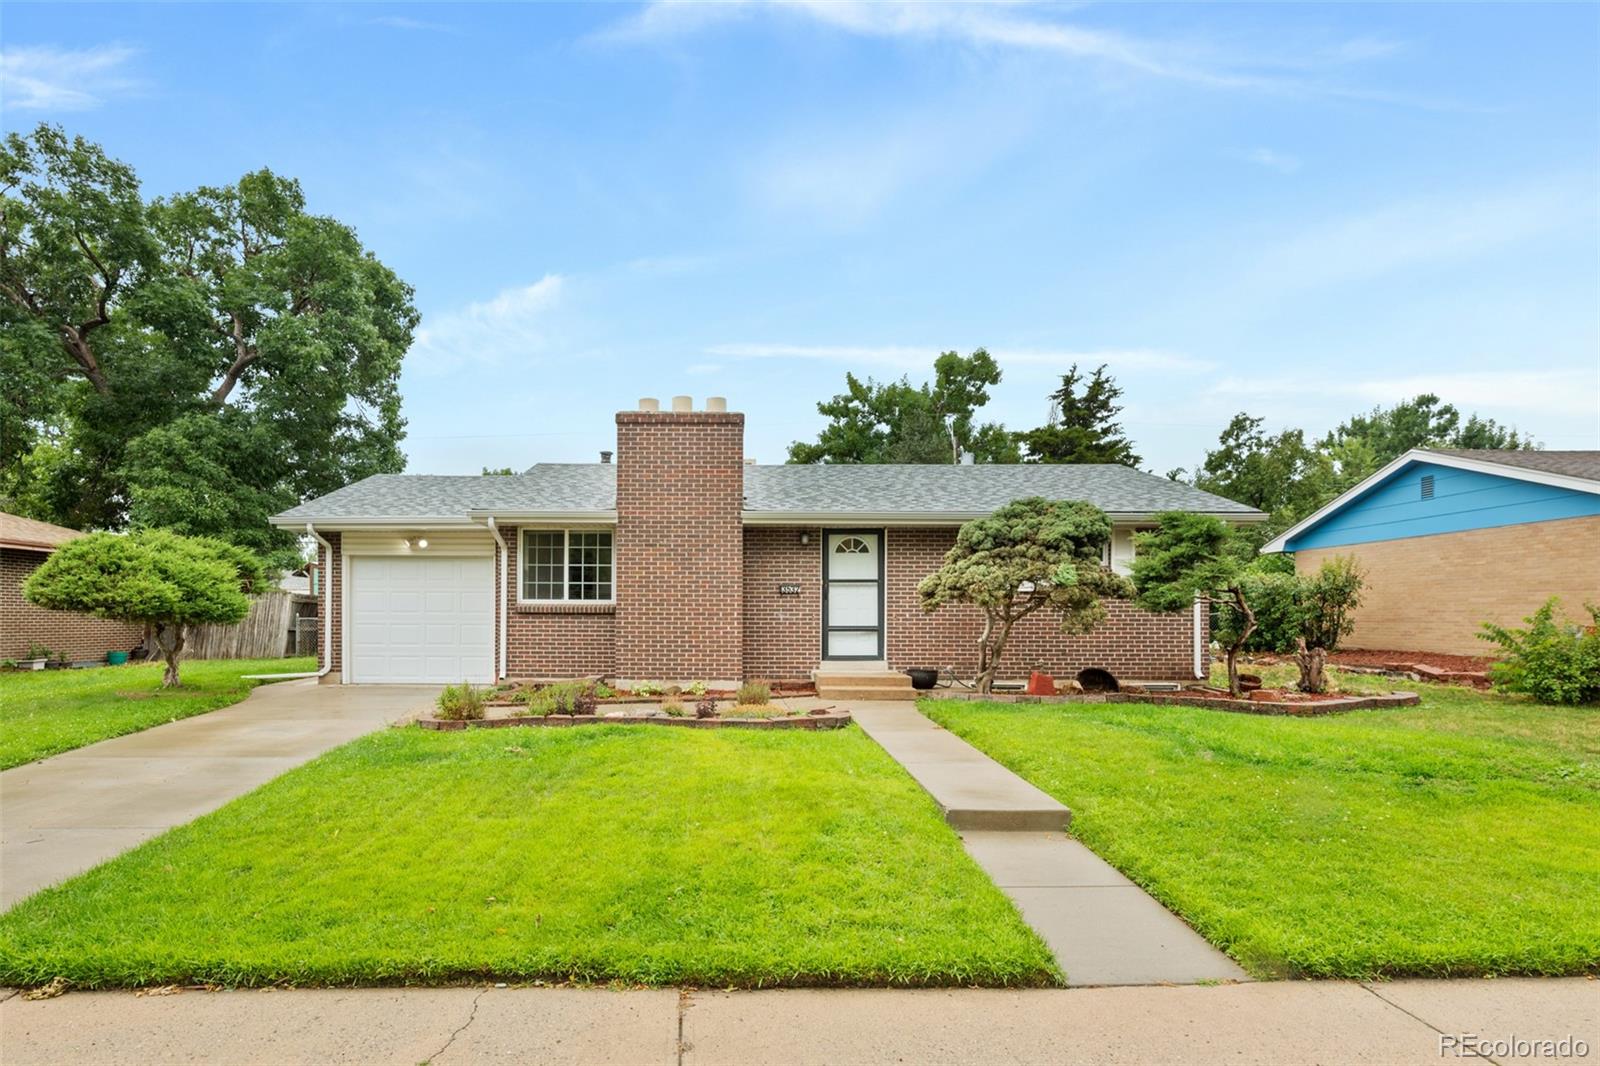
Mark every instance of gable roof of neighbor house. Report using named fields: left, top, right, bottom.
left=271, top=463, right=1264, bottom=528
left=0, top=511, right=89, bottom=553
left=1261, top=448, right=1600, bottom=554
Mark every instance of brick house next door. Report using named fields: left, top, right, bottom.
left=823, top=530, right=884, bottom=661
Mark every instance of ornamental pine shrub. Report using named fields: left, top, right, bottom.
left=1480, top=598, right=1600, bottom=706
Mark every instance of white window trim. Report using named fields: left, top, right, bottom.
left=518, top=527, right=616, bottom=605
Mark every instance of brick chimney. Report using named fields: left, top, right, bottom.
left=614, top=397, right=745, bottom=683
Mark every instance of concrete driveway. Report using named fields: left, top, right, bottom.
left=0, top=680, right=438, bottom=909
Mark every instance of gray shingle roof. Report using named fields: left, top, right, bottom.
left=743, top=464, right=1261, bottom=517
left=1424, top=449, right=1600, bottom=483
left=271, top=465, right=617, bottom=522
left=273, top=462, right=1261, bottom=524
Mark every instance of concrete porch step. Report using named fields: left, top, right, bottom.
left=814, top=671, right=916, bottom=701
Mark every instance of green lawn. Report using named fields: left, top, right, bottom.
left=922, top=671, right=1600, bottom=980
left=0, top=725, right=1057, bottom=989
left=0, top=657, right=315, bottom=770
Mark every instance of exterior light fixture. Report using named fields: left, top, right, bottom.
left=408, top=536, right=430, bottom=551
left=416, top=537, right=429, bottom=549
left=799, top=531, right=812, bottom=545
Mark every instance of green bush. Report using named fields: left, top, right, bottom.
left=1480, top=598, right=1600, bottom=706
left=436, top=683, right=486, bottom=721
left=631, top=680, right=663, bottom=697
left=736, top=680, right=771, bottom=706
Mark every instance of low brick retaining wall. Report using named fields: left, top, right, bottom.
left=419, top=710, right=852, bottom=732
left=928, top=690, right=1420, bottom=717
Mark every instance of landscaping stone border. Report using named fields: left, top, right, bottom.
left=418, top=710, right=853, bottom=732
left=927, top=690, right=1420, bottom=717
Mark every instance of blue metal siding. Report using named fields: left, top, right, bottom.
left=1284, top=461, right=1600, bottom=551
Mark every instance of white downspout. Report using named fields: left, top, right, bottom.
left=306, top=523, right=334, bottom=680
left=486, top=516, right=508, bottom=680
left=1192, top=593, right=1205, bottom=681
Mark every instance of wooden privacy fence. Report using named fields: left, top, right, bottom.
left=186, top=589, right=314, bottom=660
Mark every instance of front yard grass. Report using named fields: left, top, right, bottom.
left=0, top=725, right=1057, bottom=989
left=922, top=672, right=1600, bottom=980
left=0, top=657, right=316, bottom=770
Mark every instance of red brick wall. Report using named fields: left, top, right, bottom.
left=742, top=526, right=823, bottom=680
left=1, top=547, right=147, bottom=662
left=503, top=524, right=618, bottom=678
left=615, top=410, right=745, bottom=682
left=886, top=528, right=1205, bottom=683
left=316, top=532, right=341, bottom=679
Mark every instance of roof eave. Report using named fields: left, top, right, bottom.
left=742, top=509, right=1266, bottom=526
left=267, top=515, right=485, bottom=530
left=1260, top=447, right=1600, bottom=554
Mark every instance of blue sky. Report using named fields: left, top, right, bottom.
left=4, top=2, right=1597, bottom=475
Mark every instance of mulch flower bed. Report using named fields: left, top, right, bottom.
left=935, top=688, right=1419, bottom=717
left=1247, top=650, right=1494, bottom=689
left=419, top=707, right=851, bottom=732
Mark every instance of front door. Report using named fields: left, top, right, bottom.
left=823, top=530, right=883, bottom=660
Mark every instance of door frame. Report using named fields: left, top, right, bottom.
left=820, top=527, right=886, bottom=661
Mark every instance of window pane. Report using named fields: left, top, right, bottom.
left=522, top=531, right=565, bottom=600
left=566, top=531, right=613, bottom=600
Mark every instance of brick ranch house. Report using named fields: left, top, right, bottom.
left=271, top=399, right=1264, bottom=689
left=1, top=512, right=145, bottom=663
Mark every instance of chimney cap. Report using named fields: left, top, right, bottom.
left=705, top=396, right=727, bottom=412
left=638, top=397, right=660, bottom=412
left=599, top=450, right=613, bottom=464
left=671, top=395, right=693, bottom=412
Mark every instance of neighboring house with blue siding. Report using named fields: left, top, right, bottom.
left=1262, top=449, right=1600, bottom=656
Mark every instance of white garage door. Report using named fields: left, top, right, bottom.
left=349, top=556, right=494, bottom=684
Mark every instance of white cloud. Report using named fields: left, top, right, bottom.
left=409, top=276, right=565, bottom=376
left=686, top=362, right=724, bottom=375
left=602, top=1, right=1399, bottom=94
left=1206, top=368, right=1600, bottom=418
left=0, top=44, right=139, bottom=111
left=1244, top=147, right=1301, bottom=174
left=707, top=343, right=1209, bottom=373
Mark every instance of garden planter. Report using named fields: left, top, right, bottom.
left=906, top=668, right=938, bottom=690
left=19, top=659, right=47, bottom=671
left=1237, top=673, right=1263, bottom=692
left=1026, top=671, right=1056, bottom=696
left=107, top=651, right=129, bottom=665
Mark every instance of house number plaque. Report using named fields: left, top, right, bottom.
left=777, top=583, right=802, bottom=595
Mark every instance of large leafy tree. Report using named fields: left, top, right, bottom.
left=23, top=529, right=265, bottom=687
left=788, top=348, right=1019, bottom=464
left=918, top=497, right=1132, bottom=693
left=0, top=125, right=416, bottom=567
left=1320, top=393, right=1533, bottom=471
left=1016, top=363, right=1141, bottom=466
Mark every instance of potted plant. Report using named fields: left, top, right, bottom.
left=19, top=643, right=50, bottom=671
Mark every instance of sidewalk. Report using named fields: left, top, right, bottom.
left=0, top=681, right=438, bottom=907
left=846, top=700, right=1247, bottom=986
left=3, top=979, right=1593, bottom=1065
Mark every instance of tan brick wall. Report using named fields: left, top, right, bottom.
left=1295, top=515, right=1600, bottom=656
left=1, top=547, right=147, bottom=662
left=886, top=528, right=1206, bottom=683
left=614, top=410, right=745, bottom=682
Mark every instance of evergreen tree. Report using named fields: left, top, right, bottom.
left=1017, top=364, right=1141, bottom=465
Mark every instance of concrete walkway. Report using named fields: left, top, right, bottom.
left=848, top=700, right=1248, bottom=986
left=0, top=680, right=438, bottom=908
left=3, top=979, right=1593, bottom=1065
